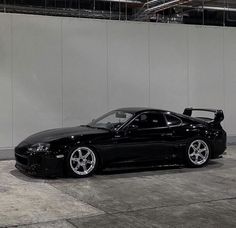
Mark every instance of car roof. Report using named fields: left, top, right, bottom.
left=115, top=107, right=168, bottom=114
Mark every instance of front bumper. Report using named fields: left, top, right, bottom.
left=15, top=151, right=64, bottom=177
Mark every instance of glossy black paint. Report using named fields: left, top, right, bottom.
left=15, top=108, right=227, bottom=177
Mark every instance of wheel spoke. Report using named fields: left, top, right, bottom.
left=71, top=157, right=79, bottom=162
left=77, top=149, right=82, bottom=158
left=189, top=150, right=195, bottom=156
left=195, top=154, right=199, bottom=161
left=198, top=153, right=205, bottom=160
left=84, top=151, right=91, bottom=159
left=199, top=148, right=206, bottom=153
left=191, top=145, right=197, bottom=150
left=75, top=163, right=81, bottom=170
left=81, top=164, right=87, bottom=172
left=196, top=141, right=201, bottom=150
left=87, top=160, right=94, bottom=165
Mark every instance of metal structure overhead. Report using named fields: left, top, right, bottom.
left=0, top=0, right=235, bottom=26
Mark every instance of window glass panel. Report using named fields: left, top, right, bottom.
left=165, top=114, right=181, bottom=126
left=90, top=110, right=133, bottom=130
left=132, top=113, right=166, bottom=129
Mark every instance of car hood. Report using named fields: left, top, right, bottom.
left=19, top=126, right=109, bottom=145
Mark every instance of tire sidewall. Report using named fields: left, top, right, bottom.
left=66, top=145, right=98, bottom=178
left=185, top=137, right=211, bottom=168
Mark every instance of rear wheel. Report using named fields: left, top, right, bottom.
left=66, top=146, right=98, bottom=177
left=186, top=139, right=210, bottom=167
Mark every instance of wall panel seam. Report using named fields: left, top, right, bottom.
left=106, top=21, right=109, bottom=111
left=10, top=14, right=14, bottom=147
left=187, top=26, right=190, bottom=107
left=222, top=28, right=226, bottom=131
left=61, top=18, right=64, bottom=127
left=148, top=23, right=151, bottom=107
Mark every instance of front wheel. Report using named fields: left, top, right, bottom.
left=66, top=146, right=98, bottom=177
left=186, top=139, right=210, bottom=167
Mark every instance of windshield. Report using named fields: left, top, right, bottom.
left=88, top=110, right=133, bottom=130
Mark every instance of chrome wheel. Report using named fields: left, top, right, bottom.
left=69, top=147, right=96, bottom=176
left=188, top=140, right=209, bottom=166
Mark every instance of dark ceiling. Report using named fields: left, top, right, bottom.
left=0, top=0, right=236, bottom=26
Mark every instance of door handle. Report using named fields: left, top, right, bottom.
left=114, top=135, right=121, bottom=138
left=112, top=135, right=121, bottom=141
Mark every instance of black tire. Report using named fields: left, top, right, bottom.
left=66, top=146, right=98, bottom=178
left=185, top=138, right=211, bottom=168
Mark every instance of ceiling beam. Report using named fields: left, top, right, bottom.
left=144, top=0, right=192, bottom=13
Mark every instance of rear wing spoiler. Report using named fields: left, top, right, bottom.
left=183, top=108, right=224, bottom=124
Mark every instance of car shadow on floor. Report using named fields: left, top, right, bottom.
left=9, top=169, right=56, bottom=182
left=98, top=160, right=225, bottom=177
left=9, top=159, right=226, bottom=183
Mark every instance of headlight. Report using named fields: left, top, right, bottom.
left=28, top=143, right=50, bottom=152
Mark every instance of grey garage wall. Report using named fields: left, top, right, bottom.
left=0, top=13, right=235, bottom=148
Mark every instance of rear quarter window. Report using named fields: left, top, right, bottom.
left=165, top=114, right=182, bottom=126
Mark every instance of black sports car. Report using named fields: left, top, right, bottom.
left=15, top=107, right=226, bottom=177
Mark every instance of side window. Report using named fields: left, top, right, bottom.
left=165, top=114, right=182, bottom=126
left=132, top=113, right=167, bottom=129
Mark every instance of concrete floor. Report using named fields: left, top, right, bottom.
left=0, top=147, right=236, bottom=228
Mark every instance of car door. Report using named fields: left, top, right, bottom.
left=164, top=113, right=187, bottom=161
left=112, top=111, right=173, bottom=163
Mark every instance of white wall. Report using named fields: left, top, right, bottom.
left=0, top=13, right=236, bottom=148
left=107, top=21, right=149, bottom=109
left=0, top=14, right=12, bottom=147
left=188, top=26, right=225, bottom=129
left=62, top=19, right=108, bottom=127
left=224, top=28, right=236, bottom=137
left=149, top=24, right=188, bottom=113
left=12, top=15, right=62, bottom=145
